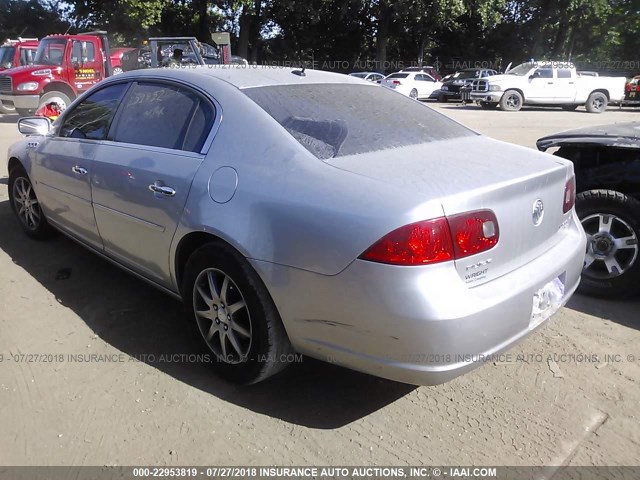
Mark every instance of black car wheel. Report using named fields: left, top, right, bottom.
left=576, top=190, right=640, bottom=298
left=183, top=242, right=293, bottom=383
left=437, top=92, right=448, bottom=103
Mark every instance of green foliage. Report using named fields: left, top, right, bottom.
left=2, top=0, right=640, bottom=75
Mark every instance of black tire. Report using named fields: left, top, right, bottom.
left=499, top=90, right=523, bottom=111
left=39, top=91, right=72, bottom=112
left=437, top=92, right=448, bottom=103
left=8, top=164, right=56, bottom=239
left=576, top=189, right=640, bottom=298
left=480, top=101, right=498, bottom=110
left=561, top=104, right=579, bottom=111
left=183, top=242, right=293, bottom=384
left=585, top=92, right=608, bottom=113
left=16, top=108, right=34, bottom=117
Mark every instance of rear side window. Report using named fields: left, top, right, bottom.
left=60, top=82, right=128, bottom=140
left=244, top=83, right=475, bottom=159
left=558, top=69, right=572, bottom=79
left=112, top=82, right=214, bottom=152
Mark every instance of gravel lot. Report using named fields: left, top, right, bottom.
left=0, top=104, right=639, bottom=467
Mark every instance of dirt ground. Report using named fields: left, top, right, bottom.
left=0, top=104, right=639, bottom=467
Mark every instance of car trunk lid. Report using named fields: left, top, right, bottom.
left=326, top=135, right=573, bottom=285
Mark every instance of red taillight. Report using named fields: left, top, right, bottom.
left=563, top=176, right=576, bottom=213
left=359, top=210, right=499, bottom=266
left=359, top=218, right=454, bottom=266
left=392, top=80, right=402, bottom=85
left=447, top=210, right=499, bottom=259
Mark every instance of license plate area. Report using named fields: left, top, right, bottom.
left=530, top=272, right=566, bottom=329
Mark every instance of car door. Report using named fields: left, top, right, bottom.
left=527, top=67, right=554, bottom=103
left=91, top=81, right=215, bottom=287
left=31, top=82, right=129, bottom=247
left=70, top=39, right=102, bottom=92
left=554, top=68, right=577, bottom=102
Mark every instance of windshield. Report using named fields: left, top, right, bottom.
left=453, top=70, right=481, bottom=79
left=0, top=46, right=15, bottom=68
left=507, top=63, right=534, bottom=76
left=34, top=38, right=66, bottom=66
left=244, top=84, right=474, bottom=159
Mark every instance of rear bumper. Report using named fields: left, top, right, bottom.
left=0, top=93, right=39, bottom=110
left=251, top=212, right=586, bottom=386
left=470, top=92, right=503, bottom=103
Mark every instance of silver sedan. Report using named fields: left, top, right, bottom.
left=7, top=66, right=586, bottom=385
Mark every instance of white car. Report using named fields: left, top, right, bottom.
left=381, top=72, right=443, bottom=100
left=470, top=61, right=626, bottom=112
left=348, top=72, right=385, bottom=83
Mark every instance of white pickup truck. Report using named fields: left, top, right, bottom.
left=470, top=61, right=626, bottom=112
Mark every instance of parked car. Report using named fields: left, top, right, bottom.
left=438, top=68, right=498, bottom=102
left=109, top=47, right=137, bottom=75
left=381, top=71, right=443, bottom=100
left=349, top=72, right=385, bottom=83
left=470, top=61, right=626, bottom=112
left=401, top=65, right=442, bottom=81
left=8, top=67, right=585, bottom=385
left=538, top=123, right=640, bottom=298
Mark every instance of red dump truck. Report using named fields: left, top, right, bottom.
left=0, top=31, right=112, bottom=116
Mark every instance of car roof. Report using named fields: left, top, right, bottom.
left=115, top=65, right=373, bottom=89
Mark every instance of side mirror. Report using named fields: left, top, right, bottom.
left=18, top=117, right=52, bottom=136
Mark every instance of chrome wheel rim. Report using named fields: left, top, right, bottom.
left=506, top=93, right=520, bottom=109
left=410, top=89, right=418, bottom=99
left=582, top=213, right=639, bottom=279
left=193, top=268, right=252, bottom=364
left=12, top=177, right=41, bottom=230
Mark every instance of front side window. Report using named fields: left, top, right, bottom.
left=20, top=48, right=36, bottom=66
left=112, top=82, right=214, bottom=152
left=533, top=68, right=553, bottom=79
left=71, top=41, right=96, bottom=64
left=60, top=82, right=129, bottom=140
left=244, top=83, right=475, bottom=160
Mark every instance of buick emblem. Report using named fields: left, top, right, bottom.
left=532, top=199, right=544, bottom=226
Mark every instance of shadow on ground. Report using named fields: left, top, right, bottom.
left=0, top=199, right=414, bottom=429
left=567, top=293, right=640, bottom=331
left=0, top=114, right=18, bottom=124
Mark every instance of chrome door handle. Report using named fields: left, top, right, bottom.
left=149, top=182, right=176, bottom=197
left=72, top=165, right=88, bottom=175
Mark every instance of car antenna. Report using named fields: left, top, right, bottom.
left=292, top=67, right=306, bottom=77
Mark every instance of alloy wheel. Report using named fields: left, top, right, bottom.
left=582, top=213, right=639, bottom=279
left=12, top=177, right=41, bottom=231
left=193, top=268, right=252, bottom=364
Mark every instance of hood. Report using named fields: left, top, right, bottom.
left=482, top=73, right=515, bottom=83
left=537, top=122, right=640, bottom=151
left=0, top=64, right=57, bottom=76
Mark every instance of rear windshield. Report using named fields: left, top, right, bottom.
left=244, top=83, right=474, bottom=159
left=387, top=73, right=409, bottom=79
